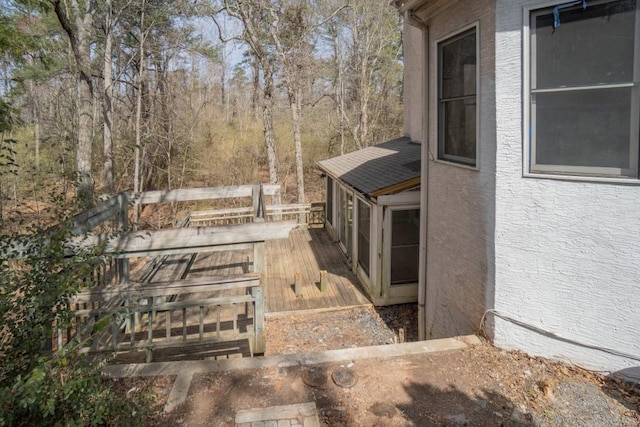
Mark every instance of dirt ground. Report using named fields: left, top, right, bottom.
left=264, top=305, right=419, bottom=355
left=138, top=305, right=640, bottom=426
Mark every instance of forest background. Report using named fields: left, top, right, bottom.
left=0, top=0, right=404, bottom=225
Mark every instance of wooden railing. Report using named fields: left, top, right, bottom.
left=10, top=183, right=299, bottom=362
left=59, top=274, right=265, bottom=362
left=189, top=202, right=325, bottom=227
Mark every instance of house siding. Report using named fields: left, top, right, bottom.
left=403, top=23, right=424, bottom=142
left=408, top=0, right=497, bottom=339
left=494, top=0, right=640, bottom=375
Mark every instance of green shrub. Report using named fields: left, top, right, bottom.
left=0, top=219, right=147, bottom=426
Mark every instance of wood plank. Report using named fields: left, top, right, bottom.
left=290, top=229, right=318, bottom=310
left=279, top=238, right=292, bottom=311
left=286, top=237, right=309, bottom=311
left=268, top=239, right=286, bottom=312
left=133, top=184, right=281, bottom=205
left=76, top=221, right=297, bottom=257
left=302, top=229, right=348, bottom=308
left=73, top=295, right=255, bottom=317
left=264, top=241, right=277, bottom=313
left=303, top=229, right=344, bottom=308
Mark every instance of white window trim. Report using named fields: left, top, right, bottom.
left=523, top=0, right=640, bottom=183
left=325, top=175, right=335, bottom=227
left=336, top=185, right=354, bottom=259
left=435, top=21, right=481, bottom=169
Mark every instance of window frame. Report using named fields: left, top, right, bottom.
left=436, top=23, right=480, bottom=168
left=388, top=207, right=420, bottom=287
left=524, top=0, right=640, bottom=181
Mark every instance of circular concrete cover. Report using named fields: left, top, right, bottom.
left=332, top=367, right=358, bottom=388
left=302, top=367, right=328, bottom=388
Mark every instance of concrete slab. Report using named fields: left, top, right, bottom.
left=163, top=370, right=193, bottom=413
left=104, top=335, right=480, bottom=380
left=235, top=403, right=319, bottom=427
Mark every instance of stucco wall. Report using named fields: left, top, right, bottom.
left=494, top=0, right=640, bottom=376
left=402, top=23, right=424, bottom=142
left=414, top=0, right=497, bottom=339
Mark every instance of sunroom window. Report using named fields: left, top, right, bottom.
left=357, top=199, right=371, bottom=276
left=528, top=0, right=640, bottom=179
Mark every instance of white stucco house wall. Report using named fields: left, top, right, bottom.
left=396, top=0, right=640, bottom=380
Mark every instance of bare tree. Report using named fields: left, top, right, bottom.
left=51, top=0, right=96, bottom=206
left=325, top=0, right=402, bottom=150
left=218, top=0, right=280, bottom=187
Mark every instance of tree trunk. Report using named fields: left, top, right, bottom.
left=76, top=74, right=94, bottom=206
left=357, top=53, right=371, bottom=148
left=252, top=55, right=260, bottom=120
left=262, top=62, right=279, bottom=185
left=288, top=86, right=305, bottom=204
left=102, top=0, right=115, bottom=194
left=133, top=0, right=146, bottom=224
left=53, top=0, right=96, bottom=207
left=333, top=36, right=346, bottom=155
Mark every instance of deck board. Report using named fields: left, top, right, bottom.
left=142, top=227, right=371, bottom=315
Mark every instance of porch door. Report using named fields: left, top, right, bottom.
left=384, top=207, right=420, bottom=302
left=337, top=187, right=353, bottom=258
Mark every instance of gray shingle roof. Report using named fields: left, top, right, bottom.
left=317, top=137, right=421, bottom=196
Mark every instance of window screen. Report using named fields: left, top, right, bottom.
left=529, top=0, right=639, bottom=178
left=357, top=200, right=371, bottom=276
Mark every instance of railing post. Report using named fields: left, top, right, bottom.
left=251, top=281, right=265, bottom=355
left=273, top=186, right=282, bottom=221
left=320, top=270, right=328, bottom=292
left=252, top=184, right=265, bottom=223
left=253, top=241, right=266, bottom=274
left=294, top=272, right=303, bottom=296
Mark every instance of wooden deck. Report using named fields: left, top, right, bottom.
left=142, top=227, right=371, bottom=315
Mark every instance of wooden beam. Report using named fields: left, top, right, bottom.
left=252, top=284, right=265, bottom=354
left=253, top=241, right=266, bottom=274
left=294, top=272, right=303, bottom=297
left=75, top=221, right=298, bottom=258
left=72, top=274, right=261, bottom=303
left=132, top=184, right=281, bottom=205
left=320, top=270, right=328, bottom=292
left=71, top=193, right=125, bottom=234
left=370, top=176, right=420, bottom=198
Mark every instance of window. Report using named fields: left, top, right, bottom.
left=390, top=209, right=420, bottom=286
left=326, top=176, right=334, bottom=225
left=357, top=200, right=371, bottom=276
left=528, top=0, right=640, bottom=179
left=438, top=26, right=478, bottom=166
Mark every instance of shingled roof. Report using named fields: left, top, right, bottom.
left=317, top=137, right=421, bottom=197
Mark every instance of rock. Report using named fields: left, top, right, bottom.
left=510, top=406, right=532, bottom=424
left=474, top=399, right=488, bottom=409
left=370, top=402, right=397, bottom=418
left=445, top=413, right=469, bottom=425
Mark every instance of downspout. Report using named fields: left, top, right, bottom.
left=402, top=10, right=429, bottom=341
